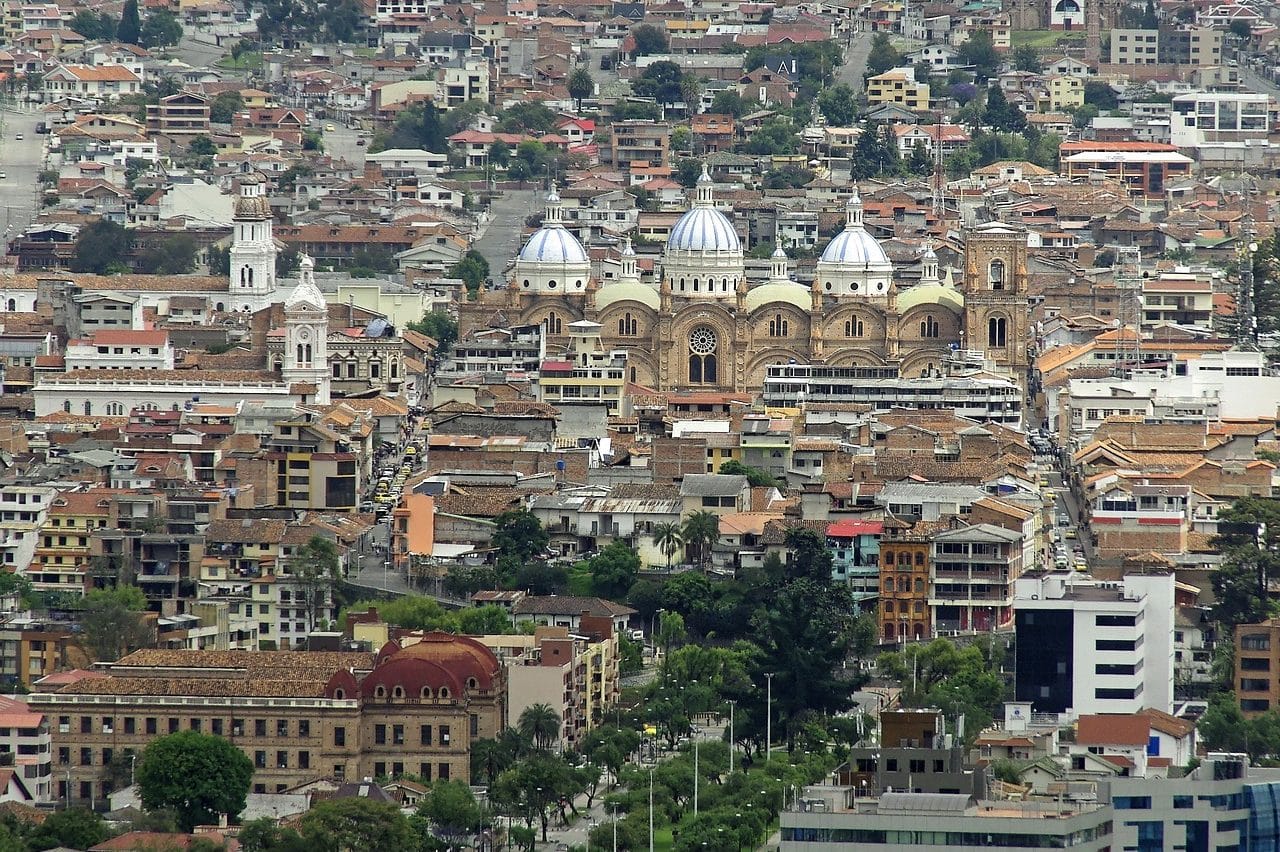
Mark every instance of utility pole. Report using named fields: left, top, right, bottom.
left=728, top=699, right=736, bottom=774
left=693, top=736, right=699, bottom=816
left=648, top=767, right=655, bottom=852
left=765, top=673, right=775, bottom=761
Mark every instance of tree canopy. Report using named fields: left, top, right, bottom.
left=71, top=219, right=133, bottom=274
left=136, top=731, right=254, bottom=831
left=407, top=310, right=459, bottom=352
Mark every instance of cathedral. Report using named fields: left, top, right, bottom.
left=462, top=165, right=1030, bottom=393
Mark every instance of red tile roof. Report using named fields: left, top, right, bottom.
left=1076, top=714, right=1150, bottom=746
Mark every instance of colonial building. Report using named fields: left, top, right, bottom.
left=462, top=168, right=1031, bottom=393
left=31, top=635, right=505, bottom=805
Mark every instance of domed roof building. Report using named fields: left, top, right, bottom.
left=466, top=168, right=1030, bottom=393
left=511, top=191, right=592, bottom=296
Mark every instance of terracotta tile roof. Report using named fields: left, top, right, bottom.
left=1138, top=707, right=1194, bottom=738
left=512, top=595, right=635, bottom=617
left=1076, top=714, right=1149, bottom=746
left=205, top=518, right=288, bottom=544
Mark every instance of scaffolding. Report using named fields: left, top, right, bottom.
left=1113, top=245, right=1144, bottom=369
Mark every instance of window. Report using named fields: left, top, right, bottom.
left=440, top=725, right=451, bottom=745
left=920, top=316, right=939, bottom=338
left=989, top=259, right=1006, bottom=289
left=168, top=718, right=179, bottom=734
left=1096, top=614, right=1136, bottom=627
left=80, top=747, right=92, bottom=766
left=619, top=313, right=637, bottom=336
left=439, top=763, right=450, bottom=780
left=375, top=761, right=386, bottom=778
left=1242, top=634, right=1271, bottom=651
left=845, top=317, right=864, bottom=337
left=277, top=750, right=288, bottom=768
left=768, top=314, right=789, bottom=337
left=212, top=719, right=222, bottom=736
left=420, top=763, right=432, bottom=780
left=299, top=720, right=310, bottom=738
left=255, top=751, right=267, bottom=769
left=375, top=724, right=387, bottom=745
left=299, top=751, right=310, bottom=769
left=393, top=725, right=405, bottom=745
left=124, top=718, right=135, bottom=735
left=334, top=727, right=346, bottom=746
left=1113, top=796, right=1151, bottom=810
left=1173, top=795, right=1193, bottom=809
left=255, top=719, right=267, bottom=737
left=688, top=326, right=718, bottom=384
left=421, top=725, right=432, bottom=746
left=277, top=719, right=289, bottom=737
left=146, top=718, right=157, bottom=735
left=987, top=316, right=1007, bottom=347
left=80, top=717, right=91, bottom=734
left=546, top=312, right=562, bottom=335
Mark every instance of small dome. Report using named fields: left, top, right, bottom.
left=896, top=283, right=964, bottom=314
left=285, top=277, right=325, bottom=310
left=667, top=207, right=741, bottom=253
left=745, top=282, right=810, bottom=313
left=595, top=280, right=661, bottom=310
left=819, top=228, right=892, bottom=268
left=518, top=225, right=589, bottom=264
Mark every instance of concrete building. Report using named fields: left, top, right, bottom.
left=537, top=321, right=628, bottom=416
left=0, top=485, right=58, bottom=574
left=1170, top=91, right=1271, bottom=147
left=31, top=638, right=505, bottom=804
left=1014, top=571, right=1176, bottom=718
left=842, top=709, right=981, bottom=797
left=930, top=522, right=1024, bottom=635
left=865, top=67, right=930, bottom=111
left=1236, top=618, right=1280, bottom=715
left=1110, top=28, right=1159, bottom=64
left=64, top=330, right=174, bottom=371
left=442, top=324, right=545, bottom=377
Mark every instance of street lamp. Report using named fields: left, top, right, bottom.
left=693, top=735, right=699, bottom=816
left=764, top=673, right=774, bottom=762
left=648, top=767, right=655, bottom=852
left=727, top=699, right=736, bottom=773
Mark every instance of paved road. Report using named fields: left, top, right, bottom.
left=836, top=29, right=874, bottom=93
left=322, top=123, right=367, bottom=168
left=174, top=28, right=230, bottom=71
left=471, top=189, right=540, bottom=283
left=0, top=105, right=46, bottom=247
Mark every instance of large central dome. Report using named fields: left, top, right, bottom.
left=519, top=190, right=589, bottom=263
left=666, top=166, right=741, bottom=254
left=819, top=191, right=891, bottom=269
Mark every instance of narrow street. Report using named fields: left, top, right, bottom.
left=472, top=188, right=541, bottom=284
left=836, top=29, right=874, bottom=93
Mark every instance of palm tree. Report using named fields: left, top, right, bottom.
left=517, top=703, right=561, bottom=750
left=681, top=511, right=720, bottom=570
left=652, top=522, right=684, bottom=570
left=470, top=737, right=514, bottom=785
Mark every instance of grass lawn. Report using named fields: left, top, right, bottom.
left=1011, top=30, right=1087, bottom=49
left=216, top=52, right=264, bottom=70
left=653, top=826, right=675, bottom=852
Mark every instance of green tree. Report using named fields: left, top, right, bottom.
left=470, top=737, right=517, bottom=786
left=496, top=103, right=558, bottom=134
left=492, top=509, right=550, bottom=566
left=817, top=83, right=857, bottom=127
left=238, top=818, right=311, bottom=852
left=632, top=60, right=684, bottom=111
left=741, top=117, right=797, bottom=155
left=71, top=219, right=133, bottom=274
left=589, top=540, right=641, bottom=600
left=447, top=248, right=490, bottom=296
left=70, top=9, right=117, bottom=39
left=118, top=0, right=141, bottom=43
left=907, top=139, right=933, bottom=176
left=136, top=233, right=198, bottom=274
left=407, top=310, right=459, bottom=351
left=209, top=90, right=244, bottom=124
left=1230, top=18, right=1251, bottom=39
left=865, top=32, right=900, bottom=76
left=26, top=808, right=109, bottom=851
left=1072, top=102, right=1099, bottom=129
left=136, top=731, right=254, bottom=831
left=656, top=609, right=688, bottom=654
left=81, top=585, right=151, bottom=662
left=568, top=66, right=595, bottom=111
left=299, top=797, right=417, bottom=851
left=878, top=637, right=1007, bottom=741
left=957, top=31, right=1000, bottom=80
left=289, top=535, right=340, bottom=632
left=678, top=74, right=702, bottom=114
left=850, top=119, right=897, bottom=179
left=518, top=703, right=561, bottom=750
left=140, top=9, right=182, bottom=47
left=718, top=459, right=776, bottom=486
left=491, top=752, right=581, bottom=842
left=1211, top=497, right=1280, bottom=629
left=983, top=85, right=1026, bottom=133
left=652, top=523, right=684, bottom=570
left=710, top=89, right=751, bottom=117
left=681, top=511, right=719, bottom=569
left=419, top=778, right=483, bottom=847
left=1084, top=80, right=1119, bottom=110
left=631, top=23, right=669, bottom=56
left=1011, top=44, right=1043, bottom=72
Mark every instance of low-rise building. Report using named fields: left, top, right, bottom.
left=865, top=67, right=930, bottom=111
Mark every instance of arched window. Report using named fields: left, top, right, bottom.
left=619, top=313, right=637, bottom=336
left=884, top=623, right=895, bottom=641
left=897, top=578, right=909, bottom=592
left=693, top=278, right=700, bottom=292
left=391, top=360, right=399, bottom=378
left=988, top=316, right=1008, bottom=347
left=884, top=600, right=894, bottom=614
left=375, top=685, right=387, bottom=698
left=546, top=312, right=562, bottom=335
left=304, top=344, right=312, bottom=364
left=370, top=359, right=382, bottom=379
left=439, top=687, right=450, bottom=699
left=679, top=278, right=686, bottom=291
left=247, top=267, right=254, bottom=286
left=883, top=578, right=893, bottom=591
left=106, top=402, right=124, bottom=416
left=215, top=302, right=225, bottom=312
left=768, top=314, right=789, bottom=337
left=467, top=677, right=478, bottom=689
left=845, top=318, right=864, bottom=337
left=296, top=344, right=304, bottom=365
left=421, top=686, right=433, bottom=699
left=392, top=685, right=405, bottom=698
left=722, top=277, right=729, bottom=291
left=989, top=259, right=1006, bottom=290
left=920, top=316, right=939, bottom=338
left=5, top=299, right=14, bottom=311
left=689, top=326, right=718, bottom=383
left=523, top=279, right=531, bottom=288
left=63, top=400, right=71, bottom=413
left=334, top=688, right=345, bottom=699
left=574, top=279, right=583, bottom=289
left=915, top=550, right=925, bottom=566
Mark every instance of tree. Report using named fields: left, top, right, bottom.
left=681, top=511, right=719, bottom=569
left=71, top=219, right=133, bottom=274
left=817, top=83, right=857, bottom=127
left=497, top=103, right=558, bottom=134
left=633, top=61, right=684, bottom=111
left=136, top=731, right=253, bottom=831
left=957, top=31, right=1000, bottom=80
left=718, top=459, right=776, bottom=486
left=407, top=310, right=459, bottom=352
left=491, top=752, right=580, bottom=842
left=209, top=91, right=244, bottom=124
left=678, top=74, right=702, bottom=114
left=419, top=779, right=483, bottom=848
left=1211, top=497, right=1280, bottom=629
left=238, top=818, right=311, bottom=852
left=849, top=119, right=897, bottom=180
left=710, top=89, right=752, bottom=118
left=81, top=585, right=152, bottom=662
left=518, top=703, right=561, bottom=750
left=656, top=610, right=688, bottom=654
left=1072, top=102, right=1099, bottom=129
left=118, top=0, right=141, bottom=43
left=568, top=66, right=594, bottom=111
left=631, top=23, right=668, bottom=56
left=140, top=9, right=182, bottom=47
left=1230, top=18, right=1252, bottom=39
left=865, top=33, right=900, bottom=76
left=70, top=9, right=117, bottom=39
left=299, top=798, right=417, bottom=850
left=447, top=249, right=490, bottom=296
left=652, top=523, right=684, bottom=570
left=26, top=809, right=110, bottom=851
left=289, top=535, right=340, bottom=632
left=1011, top=44, right=1043, bottom=73
left=492, top=509, right=550, bottom=566
left=589, top=540, right=640, bottom=600
left=878, top=638, right=1007, bottom=741
left=907, top=139, right=933, bottom=176
left=1084, top=80, right=1119, bottom=110
left=741, top=118, right=798, bottom=155
left=983, top=85, right=1026, bottom=133
left=136, top=234, right=198, bottom=274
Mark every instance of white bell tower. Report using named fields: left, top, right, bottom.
left=283, top=254, right=330, bottom=405
left=230, top=174, right=277, bottom=313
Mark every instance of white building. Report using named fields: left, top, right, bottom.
left=1170, top=91, right=1271, bottom=147
left=1014, top=571, right=1176, bottom=719
left=281, top=255, right=332, bottom=406
left=228, top=174, right=278, bottom=313
left=0, top=486, right=57, bottom=574
left=64, top=329, right=174, bottom=371
left=43, top=64, right=142, bottom=100
left=32, top=371, right=298, bottom=417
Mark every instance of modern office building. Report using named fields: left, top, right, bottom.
left=1236, top=618, right=1280, bottom=715
left=1013, top=571, right=1176, bottom=718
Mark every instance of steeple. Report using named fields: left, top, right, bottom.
left=544, top=189, right=564, bottom=225
left=229, top=174, right=277, bottom=313
left=770, top=245, right=789, bottom=283
left=620, top=237, right=639, bottom=283
left=694, top=163, right=714, bottom=207
left=282, top=253, right=330, bottom=405
left=845, top=189, right=864, bottom=229
left=921, top=238, right=939, bottom=285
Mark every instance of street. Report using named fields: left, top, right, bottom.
left=0, top=104, right=47, bottom=246
left=836, top=29, right=874, bottom=93
left=471, top=188, right=540, bottom=283
left=323, top=123, right=368, bottom=168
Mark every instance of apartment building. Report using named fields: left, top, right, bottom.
left=144, top=92, right=211, bottom=137
left=930, top=522, right=1023, bottom=635
left=1235, top=618, right=1280, bottom=715
left=31, top=637, right=505, bottom=804
left=605, top=121, right=670, bottom=170
left=1110, top=28, right=1159, bottom=65
left=265, top=412, right=360, bottom=512
left=0, top=696, right=52, bottom=802
left=1170, top=92, right=1271, bottom=147
left=64, top=330, right=174, bottom=371
left=865, top=68, right=930, bottom=111
left=0, top=616, right=88, bottom=689
left=1014, top=571, right=1176, bottom=718
left=0, top=485, right=57, bottom=573
left=827, top=520, right=881, bottom=605
left=537, top=321, right=628, bottom=416
left=878, top=518, right=938, bottom=644
left=30, top=489, right=119, bottom=593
